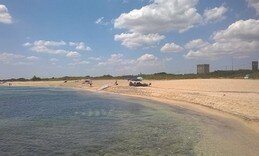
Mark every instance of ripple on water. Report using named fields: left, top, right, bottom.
left=0, top=87, right=201, bottom=155
left=0, top=86, right=258, bottom=156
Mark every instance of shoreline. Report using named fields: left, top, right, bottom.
left=96, top=89, right=259, bottom=134
left=2, top=84, right=259, bottom=156
left=1, top=79, right=259, bottom=132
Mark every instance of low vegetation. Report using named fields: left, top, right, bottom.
left=1, top=70, right=259, bottom=81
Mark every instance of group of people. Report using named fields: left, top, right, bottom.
left=63, top=79, right=119, bottom=87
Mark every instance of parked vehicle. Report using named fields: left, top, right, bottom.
left=129, top=81, right=151, bottom=87
left=244, top=74, right=250, bottom=79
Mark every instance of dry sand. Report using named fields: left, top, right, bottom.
left=2, top=79, right=259, bottom=130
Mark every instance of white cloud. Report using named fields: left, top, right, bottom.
left=185, top=19, right=259, bottom=59
left=0, top=52, right=39, bottom=64
left=203, top=6, right=228, bottom=23
left=26, top=56, right=39, bottom=61
left=137, top=53, right=158, bottom=63
left=113, top=1, right=230, bottom=50
left=164, top=57, right=173, bottom=62
left=49, top=58, right=59, bottom=65
left=24, top=40, right=91, bottom=55
left=89, top=57, right=102, bottom=61
left=98, top=53, right=158, bottom=68
left=113, top=1, right=231, bottom=50
left=247, top=0, right=259, bottom=14
left=114, top=0, right=202, bottom=34
left=78, top=61, right=90, bottom=64
left=212, top=19, right=259, bottom=42
left=114, top=32, right=165, bottom=48
left=66, top=51, right=81, bottom=58
left=23, top=42, right=32, bottom=47
left=50, top=58, right=59, bottom=62
left=0, top=4, right=12, bottom=24
left=184, top=39, right=209, bottom=50
left=97, top=53, right=122, bottom=66
left=24, top=40, right=67, bottom=54
left=113, top=0, right=208, bottom=49
left=95, top=17, right=104, bottom=24
left=98, top=53, right=133, bottom=66
left=69, top=60, right=90, bottom=66
left=95, top=17, right=109, bottom=25
left=161, top=42, right=183, bottom=53
left=34, top=40, right=66, bottom=47
left=96, top=53, right=164, bottom=74
left=0, top=53, right=24, bottom=64
left=69, top=42, right=92, bottom=51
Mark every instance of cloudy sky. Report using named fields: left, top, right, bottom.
left=0, top=0, right=258, bottom=79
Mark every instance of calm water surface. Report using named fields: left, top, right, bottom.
left=0, top=86, right=258, bottom=156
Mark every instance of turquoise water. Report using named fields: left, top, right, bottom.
left=0, top=86, right=258, bottom=156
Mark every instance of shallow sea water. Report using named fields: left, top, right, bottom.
left=0, top=86, right=258, bottom=156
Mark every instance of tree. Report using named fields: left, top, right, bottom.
left=31, top=75, right=41, bottom=81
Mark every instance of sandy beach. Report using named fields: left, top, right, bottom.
left=2, top=79, right=259, bottom=131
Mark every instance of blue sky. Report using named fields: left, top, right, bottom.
left=0, top=0, right=258, bottom=79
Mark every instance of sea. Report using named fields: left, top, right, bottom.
left=0, top=86, right=258, bottom=156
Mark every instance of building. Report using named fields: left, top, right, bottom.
left=197, top=64, right=210, bottom=74
left=252, top=61, right=258, bottom=71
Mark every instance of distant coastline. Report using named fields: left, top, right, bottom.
left=1, top=70, right=259, bottom=82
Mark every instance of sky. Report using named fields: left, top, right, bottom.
left=0, top=0, right=258, bottom=79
